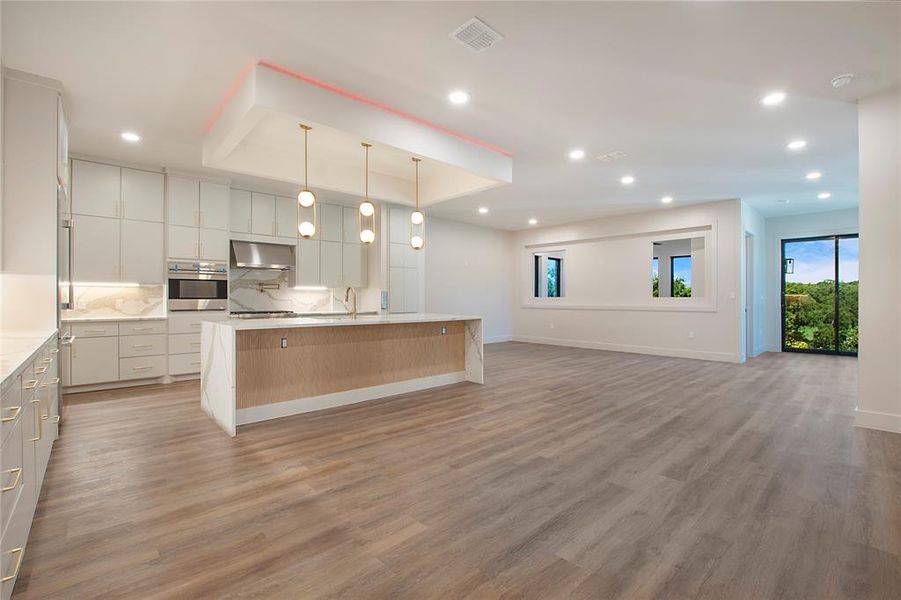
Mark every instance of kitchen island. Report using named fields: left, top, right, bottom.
left=200, top=314, right=482, bottom=436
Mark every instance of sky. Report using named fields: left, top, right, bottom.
left=785, top=237, right=858, bottom=284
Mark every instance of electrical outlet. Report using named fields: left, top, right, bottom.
left=381, top=290, right=389, bottom=310
left=440, top=326, right=447, bottom=335
left=280, top=337, right=288, bottom=348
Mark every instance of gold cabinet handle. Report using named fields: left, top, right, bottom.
left=42, top=357, right=53, bottom=364
left=23, top=380, right=38, bottom=390
left=45, top=377, right=61, bottom=385
left=131, top=366, right=153, bottom=371
left=34, top=366, right=47, bottom=374
left=132, top=344, right=153, bottom=349
left=2, top=468, right=22, bottom=492
left=30, top=399, right=42, bottom=441
left=1, top=406, right=21, bottom=423
left=52, top=415, right=61, bottom=424
left=50, top=348, right=60, bottom=354
left=1, top=548, right=24, bottom=582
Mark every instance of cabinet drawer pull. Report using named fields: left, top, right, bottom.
left=190, top=361, right=201, bottom=366
left=188, top=323, right=201, bottom=328
left=132, top=366, right=153, bottom=371
left=34, top=367, right=48, bottom=374
left=46, top=377, right=61, bottom=385
left=132, top=344, right=154, bottom=349
left=131, top=327, right=153, bottom=332
left=42, top=357, right=53, bottom=364
left=83, top=328, right=107, bottom=334
left=30, top=399, right=42, bottom=441
left=190, top=341, right=201, bottom=347
left=23, top=380, right=38, bottom=391
left=2, top=548, right=24, bottom=583
left=1, top=406, right=21, bottom=423
left=2, top=468, right=22, bottom=492
left=52, top=415, right=61, bottom=424
left=50, top=348, right=60, bottom=354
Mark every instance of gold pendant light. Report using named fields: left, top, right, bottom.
left=297, top=124, right=316, bottom=239
left=410, top=157, right=424, bottom=250
left=359, top=143, right=376, bottom=244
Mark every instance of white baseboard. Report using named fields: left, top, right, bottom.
left=236, top=371, right=468, bottom=426
left=855, top=408, right=901, bottom=434
left=511, top=335, right=740, bottom=363
left=484, top=335, right=513, bottom=344
left=63, top=376, right=167, bottom=394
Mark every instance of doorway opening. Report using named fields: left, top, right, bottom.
left=781, top=234, right=858, bottom=355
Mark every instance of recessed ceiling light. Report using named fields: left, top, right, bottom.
left=661, top=196, right=673, bottom=204
left=786, top=139, right=807, bottom=151
left=568, top=149, right=585, bottom=160
left=818, top=192, right=831, bottom=200
left=478, top=207, right=488, bottom=214
left=806, top=171, right=822, bottom=180
left=620, top=175, right=635, bottom=185
left=761, top=91, right=786, bottom=106
left=528, top=218, right=538, bottom=225
left=448, top=90, right=470, bottom=105
left=121, top=131, right=141, bottom=142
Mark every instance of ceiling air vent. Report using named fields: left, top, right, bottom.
left=450, top=17, right=503, bottom=53
left=595, top=150, right=627, bottom=163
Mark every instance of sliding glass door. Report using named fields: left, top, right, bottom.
left=781, top=234, right=858, bottom=355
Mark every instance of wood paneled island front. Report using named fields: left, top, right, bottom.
left=200, top=314, right=483, bottom=436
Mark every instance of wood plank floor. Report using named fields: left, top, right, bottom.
left=13, top=343, right=901, bottom=599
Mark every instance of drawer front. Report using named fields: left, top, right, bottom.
left=1, top=484, right=31, bottom=600
left=119, top=334, right=167, bottom=358
left=119, top=355, right=167, bottom=381
left=168, top=333, right=201, bottom=355
left=168, top=312, right=227, bottom=334
left=118, top=320, right=167, bottom=336
left=0, top=377, right=22, bottom=446
left=70, top=322, right=118, bottom=338
left=0, top=417, right=24, bottom=540
left=168, top=353, right=202, bottom=376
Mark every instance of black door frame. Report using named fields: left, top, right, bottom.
left=780, top=233, right=858, bottom=356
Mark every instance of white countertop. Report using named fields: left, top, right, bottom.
left=1, top=329, right=58, bottom=388
left=61, top=315, right=168, bottom=323
left=215, top=313, right=482, bottom=331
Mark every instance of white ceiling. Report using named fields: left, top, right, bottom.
left=3, top=2, right=899, bottom=229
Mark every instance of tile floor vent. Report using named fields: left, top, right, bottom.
left=450, top=17, right=503, bottom=53
left=595, top=150, right=628, bottom=163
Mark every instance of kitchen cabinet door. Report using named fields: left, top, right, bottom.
left=275, top=196, right=297, bottom=238
left=70, top=336, right=119, bottom=385
left=251, top=193, right=276, bottom=236
left=342, top=243, right=366, bottom=288
left=343, top=207, right=361, bottom=243
left=389, top=267, right=405, bottom=313
left=200, top=182, right=229, bottom=230
left=71, top=160, right=120, bottom=218
left=121, top=220, right=164, bottom=284
left=168, top=225, right=199, bottom=260
left=121, top=168, right=164, bottom=223
left=296, top=239, right=321, bottom=286
left=168, top=176, right=199, bottom=227
left=389, top=206, right=408, bottom=244
left=320, top=203, right=343, bottom=242
left=320, top=240, right=342, bottom=288
left=200, top=228, right=229, bottom=262
left=73, top=215, right=119, bottom=283
left=404, top=268, right=420, bottom=313
left=230, top=189, right=252, bottom=233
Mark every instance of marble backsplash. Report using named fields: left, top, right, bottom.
left=230, top=268, right=339, bottom=313
left=62, top=285, right=166, bottom=320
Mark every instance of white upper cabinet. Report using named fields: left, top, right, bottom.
left=72, top=160, right=120, bottom=218
left=320, top=240, right=343, bottom=287
left=343, top=243, right=366, bottom=287
left=296, top=239, right=321, bottom=287
left=200, top=228, right=229, bottom=262
left=389, top=206, right=408, bottom=244
left=121, top=220, right=164, bottom=284
left=168, top=176, right=199, bottom=227
left=404, top=268, right=420, bottom=312
left=343, top=207, right=360, bottom=243
left=320, top=203, right=343, bottom=242
left=168, top=225, right=198, bottom=260
left=275, top=196, right=297, bottom=238
left=73, top=215, right=119, bottom=283
left=199, top=181, right=229, bottom=230
left=230, top=189, right=252, bottom=233
left=251, top=193, right=276, bottom=236
left=121, top=168, right=164, bottom=223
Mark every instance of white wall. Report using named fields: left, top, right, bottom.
left=424, top=217, right=513, bottom=343
left=511, top=199, right=742, bottom=362
left=761, top=208, right=859, bottom=353
left=857, top=86, right=901, bottom=434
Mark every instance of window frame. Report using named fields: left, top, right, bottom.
left=670, top=254, right=691, bottom=298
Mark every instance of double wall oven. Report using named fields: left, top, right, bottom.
left=167, top=261, right=228, bottom=311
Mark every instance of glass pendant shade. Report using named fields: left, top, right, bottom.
left=360, top=229, right=375, bottom=244
left=298, top=189, right=315, bottom=208
left=410, top=210, right=424, bottom=225
left=410, top=235, right=424, bottom=250
left=359, top=201, right=375, bottom=217
left=298, top=221, right=316, bottom=238
left=358, top=143, right=376, bottom=245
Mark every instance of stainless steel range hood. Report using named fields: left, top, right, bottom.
left=230, top=240, right=294, bottom=270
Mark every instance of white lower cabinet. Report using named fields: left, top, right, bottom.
left=0, top=336, right=60, bottom=600
left=66, top=320, right=168, bottom=387
left=119, top=355, right=167, bottom=381
left=168, top=353, right=202, bottom=376
left=69, top=336, right=119, bottom=386
left=168, top=333, right=201, bottom=355
left=167, top=312, right=227, bottom=376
